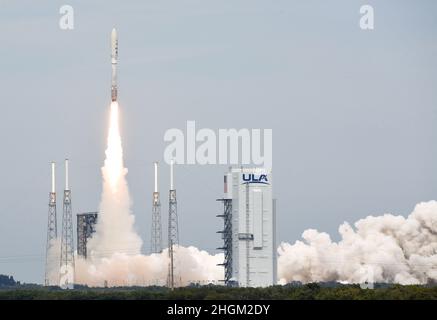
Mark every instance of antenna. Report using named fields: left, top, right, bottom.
left=51, top=162, right=56, bottom=193
left=65, top=158, right=69, bottom=190
left=154, top=161, right=158, bottom=193
left=170, top=159, right=174, bottom=190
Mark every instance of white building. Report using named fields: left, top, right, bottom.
left=218, top=167, right=276, bottom=287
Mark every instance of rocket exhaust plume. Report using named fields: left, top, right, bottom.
left=87, top=101, right=142, bottom=257
left=76, top=101, right=224, bottom=287
left=278, top=201, right=437, bottom=285
left=75, top=101, right=437, bottom=286
left=75, top=29, right=223, bottom=286
left=74, top=36, right=437, bottom=286
left=87, top=28, right=140, bottom=257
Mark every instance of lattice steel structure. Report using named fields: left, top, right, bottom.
left=151, top=162, right=162, bottom=254
left=60, top=159, right=74, bottom=289
left=167, top=160, right=179, bottom=289
left=45, top=161, right=57, bottom=286
left=77, top=212, right=98, bottom=259
left=216, top=198, right=233, bottom=285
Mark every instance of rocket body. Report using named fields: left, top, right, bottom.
left=111, top=28, right=118, bottom=102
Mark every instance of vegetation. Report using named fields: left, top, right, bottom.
left=0, top=282, right=436, bottom=300
left=1, top=274, right=435, bottom=300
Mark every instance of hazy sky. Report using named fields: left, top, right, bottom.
left=0, top=0, right=436, bottom=283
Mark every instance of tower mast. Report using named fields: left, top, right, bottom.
left=151, top=162, right=162, bottom=254
left=60, top=158, right=75, bottom=289
left=167, top=159, right=179, bottom=289
left=45, top=161, right=57, bottom=286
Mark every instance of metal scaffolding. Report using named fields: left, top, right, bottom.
left=167, top=160, right=179, bottom=289
left=60, top=159, right=74, bottom=289
left=151, top=162, right=162, bottom=254
left=45, top=161, right=57, bottom=286
left=77, top=212, right=98, bottom=259
left=216, top=198, right=233, bottom=285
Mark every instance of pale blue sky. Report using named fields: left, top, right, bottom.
left=0, top=0, right=436, bottom=283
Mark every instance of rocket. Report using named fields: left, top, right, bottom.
left=111, top=28, right=118, bottom=102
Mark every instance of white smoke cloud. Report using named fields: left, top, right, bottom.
left=86, top=102, right=142, bottom=258
left=45, top=238, right=61, bottom=286
left=75, top=102, right=223, bottom=287
left=74, top=101, right=437, bottom=287
left=76, top=246, right=223, bottom=287
left=278, top=201, right=437, bottom=285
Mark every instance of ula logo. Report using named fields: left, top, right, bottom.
left=242, top=174, right=269, bottom=185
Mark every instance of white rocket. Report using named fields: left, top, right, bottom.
left=111, top=28, right=118, bottom=102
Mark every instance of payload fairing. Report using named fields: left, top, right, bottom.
left=111, top=28, right=118, bottom=102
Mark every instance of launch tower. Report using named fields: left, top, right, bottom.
left=45, top=161, right=57, bottom=286
left=151, top=162, right=162, bottom=254
left=167, top=160, right=179, bottom=289
left=60, top=159, right=75, bottom=289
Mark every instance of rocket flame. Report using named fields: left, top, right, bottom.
left=86, top=101, right=142, bottom=258
left=75, top=101, right=224, bottom=287
left=103, top=102, right=124, bottom=193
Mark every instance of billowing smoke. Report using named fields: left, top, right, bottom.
left=86, top=102, right=142, bottom=257
left=278, top=201, right=437, bottom=285
left=74, top=101, right=437, bottom=287
left=75, top=102, right=223, bottom=287
left=76, top=246, right=223, bottom=287
left=45, top=238, right=61, bottom=285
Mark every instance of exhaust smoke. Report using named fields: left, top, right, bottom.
left=74, top=101, right=436, bottom=287
left=75, top=102, right=223, bottom=287
left=278, top=201, right=437, bottom=285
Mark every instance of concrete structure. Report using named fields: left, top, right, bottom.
left=218, top=167, right=276, bottom=287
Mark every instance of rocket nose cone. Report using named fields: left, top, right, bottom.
left=111, top=28, right=117, bottom=38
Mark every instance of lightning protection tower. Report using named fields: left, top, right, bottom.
left=45, top=161, right=57, bottom=286
left=60, top=159, right=75, bottom=289
left=151, top=162, right=162, bottom=254
left=167, top=159, right=179, bottom=289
